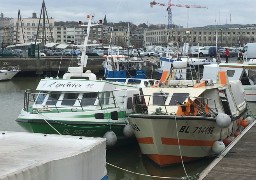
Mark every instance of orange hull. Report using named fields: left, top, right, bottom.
left=147, top=154, right=201, bottom=166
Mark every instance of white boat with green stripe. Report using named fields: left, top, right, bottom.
left=16, top=77, right=139, bottom=146
left=16, top=15, right=140, bottom=147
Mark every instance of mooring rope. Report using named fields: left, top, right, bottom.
left=38, top=112, right=62, bottom=135
left=106, top=162, right=183, bottom=179
left=174, top=115, right=189, bottom=178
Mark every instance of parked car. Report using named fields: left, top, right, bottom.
left=71, top=49, right=81, bottom=56
left=131, top=49, right=145, bottom=57
left=218, top=47, right=238, bottom=58
left=40, top=52, right=46, bottom=57
left=46, top=50, right=54, bottom=56
left=53, top=50, right=63, bottom=56
left=191, top=46, right=211, bottom=57
left=145, top=51, right=157, bottom=57
left=208, top=47, right=222, bottom=57
left=63, top=49, right=72, bottom=56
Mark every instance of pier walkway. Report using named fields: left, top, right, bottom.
left=199, top=120, right=256, bottom=179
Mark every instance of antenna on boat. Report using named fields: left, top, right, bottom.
left=78, top=15, right=103, bottom=68
left=79, top=15, right=93, bottom=68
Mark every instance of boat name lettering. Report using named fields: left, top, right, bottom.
left=179, top=126, right=214, bottom=134
left=48, top=81, right=83, bottom=88
left=62, top=129, right=96, bottom=136
left=131, top=124, right=140, bottom=131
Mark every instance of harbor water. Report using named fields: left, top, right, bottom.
left=2, top=76, right=254, bottom=180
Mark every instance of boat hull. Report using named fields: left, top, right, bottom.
left=17, top=109, right=135, bottom=146
left=128, top=114, right=241, bottom=166
left=243, top=85, right=256, bottom=102
left=0, top=70, right=19, bottom=80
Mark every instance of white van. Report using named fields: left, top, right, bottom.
left=243, top=43, right=256, bottom=59
left=191, top=46, right=210, bottom=57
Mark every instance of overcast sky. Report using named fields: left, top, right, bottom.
left=0, top=0, right=254, bottom=27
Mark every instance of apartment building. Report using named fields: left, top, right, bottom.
left=54, top=25, right=103, bottom=45
left=144, top=26, right=256, bottom=47
left=10, top=13, right=55, bottom=45
left=0, top=13, right=14, bottom=47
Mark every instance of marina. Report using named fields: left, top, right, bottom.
left=1, top=77, right=256, bottom=179
left=1, top=70, right=256, bottom=179
left=1, top=0, right=256, bottom=179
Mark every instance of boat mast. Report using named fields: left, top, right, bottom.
left=79, top=15, right=93, bottom=68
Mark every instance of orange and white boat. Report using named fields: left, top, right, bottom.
left=128, top=71, right=249, bottom=166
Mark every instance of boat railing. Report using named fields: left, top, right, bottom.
left=24, top=91, right=125, bottom=113
left=1, top=65, right=20, bottom=71
left=133, top=94, right=219, bottom=117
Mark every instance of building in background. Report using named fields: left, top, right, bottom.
left=53, top=24, right=103, bottom=45
left=10, top=12, right=54, bottom=45
left=144, top=25, right=256, bottom=47
left=0, top=13, right=14, bottom=48
left=2, top=10, right=256, bottom=50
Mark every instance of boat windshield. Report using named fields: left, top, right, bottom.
left=81, top=92, right=98, bottom=106
left=46, top=93, right=61, bottom=106
left=153, top=92, right=169, bottom=105
left=61, top=93, right=79, bottom=106
left=35, top=92, right=47, bottom=104
left=169, top=93, right=189, bottom=105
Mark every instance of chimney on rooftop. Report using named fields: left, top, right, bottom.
left=32, top=12, right=37, bottom=18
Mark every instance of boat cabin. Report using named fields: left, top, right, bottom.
left=24, top=79, right=139, bottom=115
left=133, top=80, right=246, bottom=119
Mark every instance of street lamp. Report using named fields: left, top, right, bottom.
left=220, top=29, right=223, bottom=47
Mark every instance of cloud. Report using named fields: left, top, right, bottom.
left=0, top=0, right=255, bottom=27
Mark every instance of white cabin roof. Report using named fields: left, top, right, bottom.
left=143, top=87, right=207, bottom=100
left=36, top=79, right=134, bottom=92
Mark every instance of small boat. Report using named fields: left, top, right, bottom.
left=157, top=51, right=216, bottom=78
left=16, top=15, right=140, bottom=147
left=128, top=67, right=250, bottom=166
left=0, top=66, right=20, bottom=81
left=103, top=52, right=147, bottom=82
left=102, top=24, right=147, bottom=82
left=203, top=60, right=256, bottom=102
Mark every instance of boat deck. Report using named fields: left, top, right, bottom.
left=199, top=120, right=256, bottom=179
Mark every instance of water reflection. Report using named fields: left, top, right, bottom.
left=0, top=77, right=40, bottom=132
left=106, top=144, right=214, bottom=180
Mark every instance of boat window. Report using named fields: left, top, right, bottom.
left=35, top=92, right=47, bottom=104
left=81, top=92, right=98, bottom=106
left=127, top=97, right=133, bottom=109
left=153, top=92, right=169, bottom=105
left=248, top=70, right=256, bottom=84
left=61, top=93, right=79, bottom=106
left=240, top=70, right=251, bottom=85
left=169, top=93, right=189, bottom=105
left=46, top=93, right=61, bottom=106
left=226, top=70, right=235, bottom=77
left=148, top=80, right=154, bottom=86
left=127, top=79, right=141, bottom=85
left=99, top=92, right=111, bottom=105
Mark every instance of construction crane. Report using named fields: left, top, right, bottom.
left=150, top=0, right=207, bottom=29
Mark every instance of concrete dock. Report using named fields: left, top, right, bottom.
left=0, top=131, right=107, bottom=180
left=199, top=120, right=256, bottom=180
